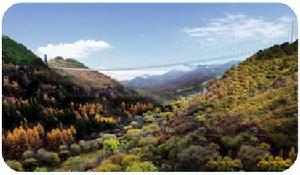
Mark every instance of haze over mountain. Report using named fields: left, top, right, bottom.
left=124, top=61, right=239, bottom=101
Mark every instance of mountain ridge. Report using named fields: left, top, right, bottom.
left=124, top=60, right=240, bottom=101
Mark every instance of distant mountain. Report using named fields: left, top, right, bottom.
left=124, top=61, right=239, bottom=101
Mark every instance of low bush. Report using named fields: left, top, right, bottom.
left=23, top=158, right=38, bottom=169
left=70, top=143, right=81, bottom=155
left=126, top=129, right=142, bottom=139
left=143, top=115, right=155, bottom=122
left=103, top=138, right=120, bottom=153
left=34, top=167, right=48, bottom=172
left=36, top=149, right=60, bottom=166
left=6, top=160, right=24, bottom=171
left=59, top=145, right=71, bottom=159
left=121, top=154, right=140, bottom=166
left=95, top=163, right=122, bottom=172
left=129, top=121, right=139, bottom=129
left=125, top=161, right=157, bottom=172
left=142, top=124, right=159, bottom=134
left=22, top=150, right=35, bottom=160
left=87, top=140, right=100, bottom=151
left=79, top=140, right=92, bottom=153
left=60, top=156, right=85, bottom=171
left=138, top=136, right=158, bottom=147
left=96, top=134, right=117, bottom=147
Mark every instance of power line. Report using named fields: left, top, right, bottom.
left=50, top=26, right=295, bottom=72
left=50, top=52, right=250, bottom=71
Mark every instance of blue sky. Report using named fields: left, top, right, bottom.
left=3, top=3, right=297, bottom=80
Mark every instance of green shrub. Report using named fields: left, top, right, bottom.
left=195, top=114, right=206, bottom=122
left=79, top=140, right=92, bottom=152
left=237, top=143, right=270, bottom=170
left=268, top=98, right=288, bottom=110
left=59, top=150, right=71, bottom=159
left=36, top=149, right=60, bottom=166
left=257, top=156, right=293, bottom=171
left=103, top=138, right=120, bottom=153
left=143, top=115, right=155, bottom=122
left=59, top=145, right=69, bottom=151
left=70, top=143, right=81, bottom=155
left=95, top=163, right=122, bottom=172
left=97, top=134, right=117, bottom=146
left=6, top=160, right=24, bottom=171
left=129, top=121, right=139, bottom=128
left=59, top=145, right=71, bottom=158
left=88, top=140, right=100, bottom=151
left=177, top=144, right=220, bottom=170
left=23, top=158, right=38, bottom=169
left=95, top=153, right=156, bottom=172
left=125, top=161, right=157, bottom=172
left=94, top=150, right=109, bottom=165
left=102, top=134, right=117, bottom=140
left=60, top=156, right=85, bottom=171
left=138, top=136, right=158, bottom=147
left=121, top=154, right=140, bottom=166
left=22, top=150, right=35, bottom=160
left=126, top=129, right=142, bottom=139
left=186, top=132, right=208, bottom=145
left=159, top=112, right=174, bottom=119
left=157, top=136, right=189, bottom=161
left=123, top=125, right=133, bottom=130
left=142, top=124, right=159, bottom=133
left=129, top=148, right=142, bottom=155
left=34, top=167, right=48, bottom=172
left=220, top=135, right=242, bottom=151
left=206, top=156, right=243, bottom=171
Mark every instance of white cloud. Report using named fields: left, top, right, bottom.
left=183, top=14, right=293, bottom=43
left=36, top=39, right=111, bottom=59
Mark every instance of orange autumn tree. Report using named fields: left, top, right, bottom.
left=46, top=126, right=76, bottom=150
left=128, top=102, right=154, bottom=115
left=75, top=103, right=103, bottom=120
left=3, top=122, right=44, bottom=158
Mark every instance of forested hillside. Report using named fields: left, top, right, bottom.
left=2, top=36, right=298, bottom=172
left=152, top=41, right=298, bottom=171
left=2, top=36, right=155, bottom=170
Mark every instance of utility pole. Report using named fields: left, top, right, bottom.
left=290, top=20, right=294, bottom=43
left=44, top=54, right=48, bottom=65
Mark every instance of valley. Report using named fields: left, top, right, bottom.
left=123, top=61, right=239, bottom=102
left=2, top=36, right=298, bottom=172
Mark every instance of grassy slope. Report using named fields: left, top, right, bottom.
left=49, top=57, right=89, bottom=69
left=2, top=35, right=44, bottom=65
left=48, top=55, right=139, bottom=95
